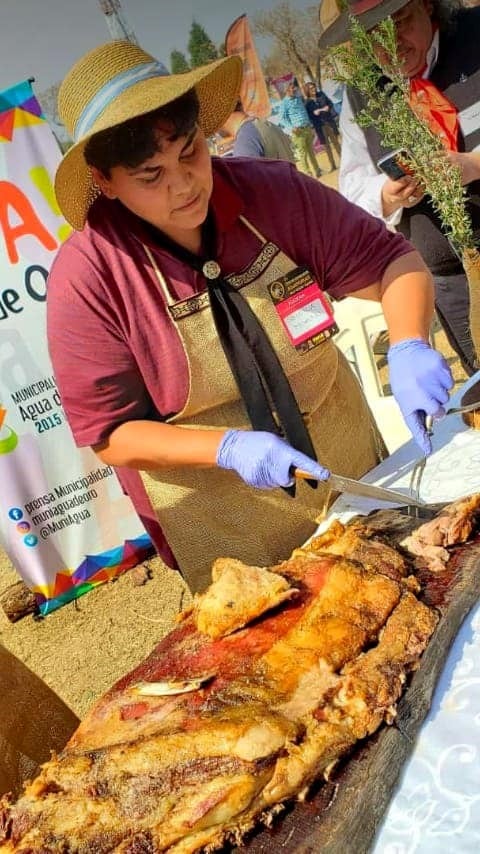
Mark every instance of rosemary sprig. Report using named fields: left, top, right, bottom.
left=325, top=16, right=475, bottom=254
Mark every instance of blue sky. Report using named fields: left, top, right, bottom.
left=0, top=0, right=314, bottom=95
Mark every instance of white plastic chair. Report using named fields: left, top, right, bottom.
left=332, top=296, right=411, bottom=453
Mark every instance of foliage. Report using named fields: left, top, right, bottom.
left=262, top=44, right=291, bottom=81
left=325, top=16, right=475, bottom=253
left=253, top=3, right=320, bottom=85
left=170, top=50, right=190, bottom=74
left=187, top=20, right=219, bottom=68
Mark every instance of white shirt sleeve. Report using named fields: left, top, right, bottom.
left=338, top=92, right=402, bottom=228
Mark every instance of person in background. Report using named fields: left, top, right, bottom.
left=221, top=100, right=296, bottom=162
left=304, top=81, right=341, bottom=172
left=47, top=41, right=452, bottom=593
left=279, top=80, right=321, bottom=178
left=320, top=0, right=480, bottom=375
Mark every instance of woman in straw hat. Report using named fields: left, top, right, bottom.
left=321, top=0, right=480, bottom=376
left=48, top=40, right=452, bottom=591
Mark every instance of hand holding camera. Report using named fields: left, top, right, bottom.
left=377, top=149, right=424, bottom=217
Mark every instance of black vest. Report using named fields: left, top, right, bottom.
left=348, top=8, right=480, bottom=277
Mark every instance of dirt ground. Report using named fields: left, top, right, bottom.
left=0, top=552, right=193, bottom=718
left=0, top=157, right=470, bottom=722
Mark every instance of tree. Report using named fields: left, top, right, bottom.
left=170, top=50, right=190, bottom=73
left=188, top=20, right=219, bottom=68
left=253, top=3, right=320, bottom=85
left=262, top=44, right=289, bottom=82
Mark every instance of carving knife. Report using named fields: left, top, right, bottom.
left=294, top=469, right=426, bottom=508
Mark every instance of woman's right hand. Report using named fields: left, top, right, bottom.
left=216, top=429, right=330, bottom=489
left=381, top=176, right=424, bottom=217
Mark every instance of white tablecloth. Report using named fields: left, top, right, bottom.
left=317, top=374, right=480, bottom=853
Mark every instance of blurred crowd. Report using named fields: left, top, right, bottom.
left=212, top=77, right=341, bottom=178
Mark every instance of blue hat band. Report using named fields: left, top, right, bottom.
left=74, top=60, right=169, bottom=141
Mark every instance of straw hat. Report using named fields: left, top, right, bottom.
left=55, top=40, right=243, bottom=230
left=319, top=0, right=410, bottom=49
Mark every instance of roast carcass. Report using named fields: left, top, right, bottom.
left=2, top=494, right=480, bottom=853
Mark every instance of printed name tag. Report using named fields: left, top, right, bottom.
left=458, top=101, right=480, bottom=151
left=268, top=267, right=338, bottom=352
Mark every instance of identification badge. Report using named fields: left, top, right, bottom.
left=268, top=267, right=338, bottom=352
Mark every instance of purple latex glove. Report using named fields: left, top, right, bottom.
left=388, top=338, right=454, bottom=455
left=216, top=429, right=330, bottom=489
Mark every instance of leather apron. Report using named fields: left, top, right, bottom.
left=140, top=216, right=385, bottom=592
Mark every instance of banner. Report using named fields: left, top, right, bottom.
left=0, top=80, right=152, bottom=615
left=225, top=14, right=271, bottom=119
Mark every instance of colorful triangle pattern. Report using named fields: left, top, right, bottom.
left=0, top=80, right=45, bottom=143
left=34, top=533, right=154, bottom=615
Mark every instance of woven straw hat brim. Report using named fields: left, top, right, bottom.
left=55, top=55, right=243, bottom=231
left=319, top=0, right=409, bottom=49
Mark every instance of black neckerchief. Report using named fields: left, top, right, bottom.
left=143, top=209, right=318, bottom=494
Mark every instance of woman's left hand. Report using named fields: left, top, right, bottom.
left=447, top=151, right=480, bottom=186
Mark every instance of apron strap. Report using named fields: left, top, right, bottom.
left=142, top=243, right=176, bottom=307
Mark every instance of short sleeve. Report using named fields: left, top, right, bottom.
left=47, top=245, right=152, bottom=448
left=281, top=166, right=414, bottom=300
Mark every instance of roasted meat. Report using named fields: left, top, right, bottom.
left=186, top=558, right=298, bottom=640
left=2, top=496, right=479, bottom=853
left=293, top=519, right=411, bottom=584
left=401, top=493, right=480, bottom=572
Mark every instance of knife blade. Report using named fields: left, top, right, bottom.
left=294, top=469, right=426, bottom=508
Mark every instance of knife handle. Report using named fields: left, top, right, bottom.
left=292, top=468, right=314, bottom=481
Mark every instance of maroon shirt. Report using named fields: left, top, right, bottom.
left=47, top=157, right=413, bottom=557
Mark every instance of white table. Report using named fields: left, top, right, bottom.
left=317, top=373, right=480, bottom=854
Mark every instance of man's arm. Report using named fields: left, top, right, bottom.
left=279, top=100, right=293, bottom=132
left=339, top=94, right=404, bottom=226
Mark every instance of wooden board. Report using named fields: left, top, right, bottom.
left=240, top=538, right=480, bottom=853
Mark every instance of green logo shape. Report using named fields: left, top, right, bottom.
left=0, top=427, right=18, bottom=455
